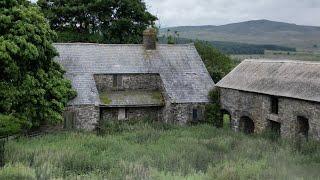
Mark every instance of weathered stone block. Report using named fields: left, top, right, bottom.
left=219, top=88, right=320, bottom=141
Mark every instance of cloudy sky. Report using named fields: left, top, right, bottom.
left=30, top=0, right=320, bottom=27
left=144, top=0, right=320, bottom=27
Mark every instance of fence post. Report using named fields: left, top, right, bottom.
left=0, top=138, right=5, bottom=167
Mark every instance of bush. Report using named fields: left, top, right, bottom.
left=205, top=89, right=223, bottom=127
left=0, top=115, right=22, bottom=136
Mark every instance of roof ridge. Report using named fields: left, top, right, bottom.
left=244, top=59, right=320, bottom=65
left=53, top=43, right=194, bottom=47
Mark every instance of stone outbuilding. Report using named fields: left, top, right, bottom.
left=54, top=29, right=215, bottom=130
left=216, top=59, right=320, bottom=141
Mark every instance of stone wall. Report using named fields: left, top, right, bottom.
left=100, top=103, right=207, bottom=125
left=219, top=88, right=320, bottom=140
left=163, top=103, right=206, bottom=125
left=280, top=98, right=320, bottom=140
left=94, top=74, right=162, bottom=92
left=101, top=107, right=162, bottom=121
left=65, top=105, right=99, bottom=131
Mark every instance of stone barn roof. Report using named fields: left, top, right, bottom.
left=54, top=43, right=215, bottom=106
left=216, top=59, right=320, bottom=102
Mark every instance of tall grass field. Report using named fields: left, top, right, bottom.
left=1, top=121, right=320, bottom=179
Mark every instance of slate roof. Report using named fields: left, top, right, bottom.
left=216, top=59, right=320, bottom=102
left=54, top=43, right=215, bottom=106
left=99, top=90, right=164, bottom=107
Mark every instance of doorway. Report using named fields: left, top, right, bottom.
left=239, top=116, right=255, bottom=134
left=268, top=120, right=281, bottom=137
left=221, top=110, right=231, bottom=129
left=297, top=116, right=309, bottom=139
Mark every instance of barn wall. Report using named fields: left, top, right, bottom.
left=163, top=103, right=207, bottom=125
left=280, top=98, right=320, bottom=140
left=219, top=88, right=270, bottom=133
left=219, top=88, right=320, bottom=140
left=100, top=107, right=162, bottom=122
left=65, top=105, right=100, bottom=131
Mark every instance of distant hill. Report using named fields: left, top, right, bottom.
left=160, top=20, right=320, bottom=49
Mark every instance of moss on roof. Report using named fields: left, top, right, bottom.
left=99, top=92, right=112, bottom=105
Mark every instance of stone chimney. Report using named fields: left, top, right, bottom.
left=143, top=28, right=157, bottom=50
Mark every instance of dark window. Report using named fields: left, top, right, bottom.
left=193, top=109, right=198, bottom=121
left=239, top=116, right=254, bottom=134
left=113, top=75, right=117, bottom=88
left=271, top=96, right=279, bottom=114
left=125, top=108, right=128, bottom=119
left=268, top=120, right=281, bottom=137
left=297, top=116, right=309, bottom=138
left=113, top=75, right=123, bottom=89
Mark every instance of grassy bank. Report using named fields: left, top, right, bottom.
left=1, top=122, right=320, bottom=179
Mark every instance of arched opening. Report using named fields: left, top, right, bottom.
left=239, top=116, right=255, bottom=134
left=221, top=110, right=231, bottom=129
left=297, top=116, right=309, bottom=139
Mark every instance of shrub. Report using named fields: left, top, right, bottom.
left=0, top=115, right=22, bottom=136
left=205, top=89, right=223, bottom=127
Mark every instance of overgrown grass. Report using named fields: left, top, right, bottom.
left=2, top=121, right=320, bottom=179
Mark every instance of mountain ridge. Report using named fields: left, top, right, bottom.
left=160, top=20, right=320, bottom=49
left=164, top=19, right=320, bottom=29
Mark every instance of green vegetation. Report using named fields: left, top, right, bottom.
left=2, top=121, right=320, bottom=179
left=38, top=0, right=157, bottom=44
left=205, top=90, right=222, bottom=127
left=0, top=0, right=76, bottom=135
left=232, top=50, right=320, bottom=62
left=159, top=37, right=296, bottom=55
left=151, top=91, right=165, bottom=104
left=195, top=42, right=235, bottom=82
left=208, top=41, right=296, bottom=55
left=99, top=92, right=112, bottom=105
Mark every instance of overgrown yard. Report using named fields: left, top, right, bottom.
left=1, top=122, right=320, bottom=179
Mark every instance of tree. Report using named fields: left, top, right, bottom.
left=0, top=0, right=76, bottom=135
left=37, top=0, right=157, bottom=44
left=194, top=41, right=235, bottom=83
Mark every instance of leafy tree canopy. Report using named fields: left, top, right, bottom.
left=194, top=41, right=235, bottom=83
left=0, top=0, right=76, bottom=136
left=38, top=0, right=157, bottom=44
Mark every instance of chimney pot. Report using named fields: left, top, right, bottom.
left=143, top=28, right=157, bottom=50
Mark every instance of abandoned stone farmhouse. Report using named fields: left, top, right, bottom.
left=54, top=29, right=215, bottom=130
left=216, top=59, right=320, bottom=140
